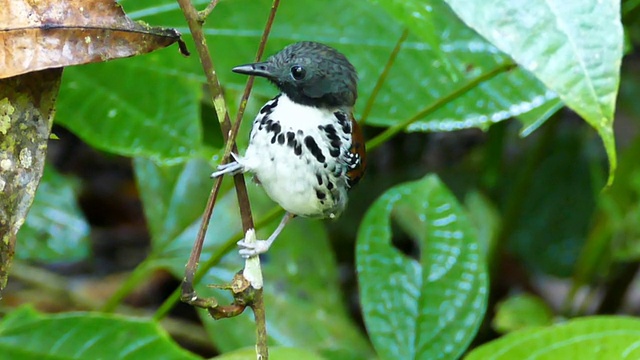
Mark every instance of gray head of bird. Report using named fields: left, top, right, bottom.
left=232, top=41, right=358, bottom=109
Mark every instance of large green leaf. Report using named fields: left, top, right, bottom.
left=444, top=0, right=623, bottom=182
left=56, top=52, right=206, bottom=164
left=466, top=316, right=640, bottom=360
left=133, top=156, right=240, bottom=275
left=17, top=164, right=89, bottom=262
left=133, top=157, right=221, bottom=247
left=56, top=0, right=562, bottom=164
left=367, top=0, right=561, bottom=134
left=0, top=306, right=201, bottom=360
left=357, top=175, right=487, bottom=360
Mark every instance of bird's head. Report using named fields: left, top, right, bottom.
left=232, top=41, right=358, bottom=109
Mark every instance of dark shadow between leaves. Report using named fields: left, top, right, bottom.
left=390, top=204, right=422, bottom=262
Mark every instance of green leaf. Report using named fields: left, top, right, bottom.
left=0, top=306, right=201, bottom=360
left=367, top=0, right=559, bottom=132
left=56, top=52, right=207, bottom=164
left=357, top=175, right=488, bottom=360
left=214, top=347, right=326, bottom=360
left=134, top=157, right=219, bottom=246
left=17, top=165, right=89, bottom=262
left=444, top=0, right=623, bottom=183
left=517, top=99, right=564, bottom=137
left=466, top=316, right=640, bottom=360
left=492, top=294, right=554, bottom=334
left=57, top=0, right=562, bottom=165
left=133, top=157, right=240, bottom=276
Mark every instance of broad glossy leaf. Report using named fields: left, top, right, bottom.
left=17, top=164, right=89, bottom=262
left=367, top=0, right=559, bottom=132
left=56, top=51, right=206, bottom=164
left=133, top=157, right=240, bottom=273
left=445, top=0, right=623, bottom=182
left=134, top=157, right=220, bottom=245
left=357, top=175, right=487, bottom=360
left=517, top=99, right=564, bottom=136
left=466, top=316, right=640, bottom=360
left=58, top=0, right=562, bottom=165
left=0, top=306, right=201, bottom=360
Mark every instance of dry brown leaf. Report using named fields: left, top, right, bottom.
left=0, top=68, right=62, bottom=296
left=0, top=0, right=187, bottom=79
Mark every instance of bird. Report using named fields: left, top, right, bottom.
left=211, top=41, right=366, bottom=258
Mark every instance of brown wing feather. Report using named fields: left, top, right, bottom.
left=346, top=113, right=366, bottom=188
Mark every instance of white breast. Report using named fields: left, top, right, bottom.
left=238, top=94, right=352, bottom=219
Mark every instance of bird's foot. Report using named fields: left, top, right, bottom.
left=237, top=238, right=274, bottom=258
left=211, top=153, right=244, bottom=178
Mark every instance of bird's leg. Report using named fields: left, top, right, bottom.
left=211, top=153, right=245, bottom=178
left=237, top=212, right=295, bottom=258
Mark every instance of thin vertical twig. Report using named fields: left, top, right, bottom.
left=175, top=0, right=280, bottom=358
left=360, top=28, right=409, bottom=125
left=175, top=0, right=242, bottom=301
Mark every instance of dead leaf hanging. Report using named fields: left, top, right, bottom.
left=0, top=0, right=187, bottom=79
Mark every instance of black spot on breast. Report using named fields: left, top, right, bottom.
left=263, top=119, right=273, bottom=132
left=327, top=181, right=334, bottom=190
left=330, top=148, right=340, bottom=157
left=316, top=173, right=323, bottom=185
left=277, top=133, right=285, bottom=144
left=322, top=124, right=342, bottom=150
left=316, top=190, right=326, bottom=200
left=286, top=132, right=295, bottom=146
left=259, top=95, right=280, bottom=115
left=334, top=111, right=351, bottom=134
left=304, top=136, right=325, bottom=163
left=268, top=122, right=281, bottom=143
left=294, top=143, right=302, bottom=156
left=271, top=122, right=281, bottom=135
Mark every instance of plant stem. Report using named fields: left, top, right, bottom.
left=360, top=28, right=409, bottom=125
left=174, top=1, right=279, bottom=358
left=365, top=62, right=516, bottom=151
left=102, top=260, right=153, bottom=312
left=153, top=206, right=282, bottom=321
left=175, top=0, right=238, bottom=301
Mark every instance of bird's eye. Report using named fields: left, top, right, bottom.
left=290, top=65, right=306, bottom=80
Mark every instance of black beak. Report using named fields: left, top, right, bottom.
left=232, top=61, right=272, bottom=78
